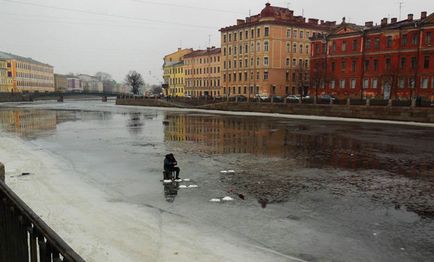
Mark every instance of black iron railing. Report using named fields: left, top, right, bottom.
left=0, top=179, right=85, bottom=262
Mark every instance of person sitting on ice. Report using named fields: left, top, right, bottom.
left=164, top=153, right=180, bottom=180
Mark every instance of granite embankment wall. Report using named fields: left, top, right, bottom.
left=118, top=97, right=434, bottom=123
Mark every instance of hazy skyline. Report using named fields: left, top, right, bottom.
left=1, top=0, right=432, bottom=84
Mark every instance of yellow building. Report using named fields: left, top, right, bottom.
left=163, top=48, right=192, bottom=97
left=220, top=3, right=334, bottom=97
left=0, top=60, right=13, bottom=92
left=0, top=51, right=55, bottom=93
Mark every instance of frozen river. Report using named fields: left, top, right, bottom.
left=0, top=100, right=433, bottom=262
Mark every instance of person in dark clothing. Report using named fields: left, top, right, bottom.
left=164, top=153, right=180, bottom=179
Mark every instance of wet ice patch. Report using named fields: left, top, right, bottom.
left=220, top=170, right=228, bottom=174
left=183, top=178, right=191, bottom=182
left=210, top=198, right=221, bottom=202
left=188, top=185, right=198, bottom=188
left=222, top=196, right=234, bottom=201
left=175, top=179, right=182, bottom=182
left=163, top=180, right=172, bottom=183
left=179, top=185, right=187, bottom=189
left=227, top=170, right=235, bottom=173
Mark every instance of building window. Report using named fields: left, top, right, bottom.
left=292, top=59, right=296, bottom=67
left=421, top=77, right=429, bottom=89
left=366, top=39, right=371, bottom=49
left=245, top=44, right=248, bottom=53
left=234, top=46, right=237, bottom=55
left=363, top=79, right=369, bottom=89
left=229, top=33, right=232, bottom=42
left=352, top=39, right=358, bottom=51
left=239, top=60, right=243, bottom=68
left=251, top=29, right=254, bottom=38
left=286, top=71, right=289, bottom=81
left=352, top=61, right=357, bottom=72
left=256, top=57, right=260, bottom=66
left=400, top=57, right=406, bottom=69
left=410, top=57, right=416, bottom=69
left=300, top=31, right=303, bottom=39
left=293, top=30, right=297, bottom=38
left=373, top=59, right=378, bottom=71
left=239, top=45, right=243, bottom=54
left=233, top=60, right=237, bottom=68
left=257, top=28, right=261, bottom=37
left=245, top=30, right=249, bottom=39
left=402, top=34, right=408, bottom=46
left=293, top=43, right=297, bottom=53
left=426, top=32, right=432, bottom=45
left=264, top=57, right=269, bottom=66
left=264, top=41, right=269, bottom=52
left=286, top=43, right=291, bottom=53
left=306, top=45, right=309, bottom=54
left=351, top=79, right=356, bottom=89
left=385, top=58, right=391, bottom=71
left=374, top=38, right=380, bottom=49
left=342, top=41, right=347, bottom=51
left=7, top=72, right=12, bottom=77
left=286, top=58, right=290, bottom=66
left=287, top=29, right=291, bottom=38
left=228, top=46, right=232, bottom=55
left=340, top=79, right=346, bottom=89
left=332, top=41, right=336, bottom=52
left=424, top=56, right=430, bottom=69
left=341, top=61, right=346, bottom=72
left=264, top=27, right=269, bottom=37
left=330, top=80, right=335, bottom=89
left=386, top=36, right=393, bottom=48
left=412, top=34, right=418, bottom=45
left=364, top=60, right=369, bottom=71
left=264, top=71, right=268, bottom=80
left=234, top=33, right=237, bottom=41
left=239, top=31, right=243, bottom=40
left=300, top=44, right=303, bottom=53
left=372, top=79, right=378, bottom=89
left=223, top=34, right=227, bottom=43
left=257, top=42, right=261, bottom=52
left=399, top=78, right=405, bottom=88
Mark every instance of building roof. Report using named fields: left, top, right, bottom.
left=0, top=51, right=53, bottom=67
left=220, top=3, right=335, bottom=32
left=163, top=61, right=184, bottom=67
left=183, top=48, right=221, bottom=58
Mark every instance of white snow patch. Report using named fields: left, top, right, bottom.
left=188, top=185, right=198, bottom=188
left=179, top=185, right=187, bottom=189
left=222, top=196, right=234, bottom=201
left=210, top=198, right=221, bottom=202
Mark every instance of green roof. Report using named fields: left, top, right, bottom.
left=0, top=51, right=53, bottom=67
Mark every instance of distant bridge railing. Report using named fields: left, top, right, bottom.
left=0, top=166, right=85, bottom=262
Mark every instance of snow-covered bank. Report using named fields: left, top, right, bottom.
left=0, top=134, right=301, bottom=262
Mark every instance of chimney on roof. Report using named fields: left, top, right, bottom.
left=408, top=14, right=413, bottom=21
left=308, top=18, right=318, bottom=25
left=391, top=18, right=397, bottom=23
left=365, top=21, right=374, bottom=27
left=178, top=48, right=181, bottom=51
left=237, top=19, right=245, bottom=25
left=342, top=17, right=346, bottom=24
left=320, top=20, right=324, bottom=25
left=421, top=11, right=427, bottom=19
left=381, top=18, right=388, bottom=26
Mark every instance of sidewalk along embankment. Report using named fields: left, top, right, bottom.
left=116, top=97, right=434, bottom=123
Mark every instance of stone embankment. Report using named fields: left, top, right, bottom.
left=116, top=97, right=434, bottom=123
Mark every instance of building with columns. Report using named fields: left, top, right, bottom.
left=184, top=47, right=221, bottom=97
left=310, top=12, right=434, bottom=100
left=219, top=3, right=334, bottom=98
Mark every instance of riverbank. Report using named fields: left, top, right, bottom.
left=116, top=97, right=434, bottom=124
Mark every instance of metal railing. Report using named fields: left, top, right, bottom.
left=0, top=179, right=85, bottom=262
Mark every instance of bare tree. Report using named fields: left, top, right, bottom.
left=125, top=71, right=144, bottom=95
left=150, top=85, right=163, bottom=95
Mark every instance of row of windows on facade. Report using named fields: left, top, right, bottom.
left=223, top=26, right=319, bottom=43
left=185, top=56, right=220, bottom=65
left=223, top=86, right=261, bottom=95
left=316, top=31, right=433, bottom=54
left=186, top=79, right=221, bottom=88
left=16, top=72, right=53, bottom=80
left=17, top=81, right=54, bottom=87
left=166, top=67, right=183, bottom=74
left=185, top=67, right=221, bottom=75
left=223, top=41, right=310, bottom=56
left=169, top=78, right=184, bottom=85
left=317, top=77, right=433, bottom=89
left=16, top=62, right=53, bottom=73
left=186, top=90, right=221, bottom=96
left=223, top=70, right=308, bottom=83
left=224, top=57, right=309, bottom=69
left=324, top=55, right=430, bottom=73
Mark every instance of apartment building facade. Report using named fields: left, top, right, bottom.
left=184, top=47, right=221, bottom=97
left=220, top=3, right=334, bottom=98
left=310, top=12, right=434, bottom=100
left=0, top=51, right=54, bottom=93
left=163, top=48, right=193, bottom=97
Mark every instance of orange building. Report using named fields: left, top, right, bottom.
left=184, top=47, right=221, bottom=97
left=220, top=3, right=334, bottom=98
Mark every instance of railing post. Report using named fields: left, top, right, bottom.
left=0, top=162, right=4, bottom=182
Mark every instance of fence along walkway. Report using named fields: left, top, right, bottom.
left=0, top=168, right=85, bottom=262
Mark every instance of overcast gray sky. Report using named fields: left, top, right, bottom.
left=0, top=0, right=432, bottom=84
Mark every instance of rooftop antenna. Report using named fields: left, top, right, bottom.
left=249, top=9, right=251, bottom=16
left=208, top=34, right=211, bottom=48
left=302, top=8, right=304, bottom=17
left=399, top=1, right=404, bottom=20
